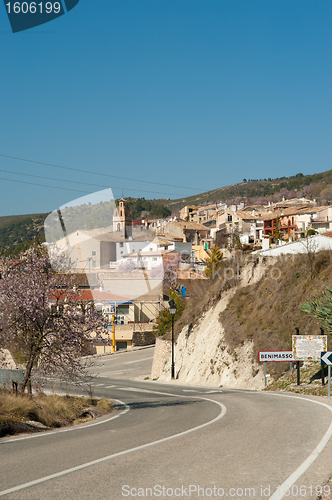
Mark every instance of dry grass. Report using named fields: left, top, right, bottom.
left=169, top=256, right=243, bottom=340
left=219, top=251, right=332, bottom=378
left=264, top=361, right=331, bottom=397
left=0, top=390, right=113, bottom=436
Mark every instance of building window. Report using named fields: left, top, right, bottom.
left=120, top=242, right=123, bottom=248
left=92, top=251, right=96, bottom=256
left=117, top=223, right=121, bottom=231
left=92, top=261, right=96, bottom=268
left=117, top=305, right=130, bottom=315
left=227, top=214, right=232, bottom=222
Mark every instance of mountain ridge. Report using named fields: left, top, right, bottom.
left=1, top=168, right=332, bottom=255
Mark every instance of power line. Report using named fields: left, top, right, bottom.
left=0, top=169, right=185, bottom=197
left=0, top=176, right=91, bottom=194
left=0, top=153, right=206, bottom=192
left=0, top=176, right=190, bottom=198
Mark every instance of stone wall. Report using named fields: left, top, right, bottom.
left=151, top=337, right=172, bottom=380
left=132, top=331, right=156, bottom=347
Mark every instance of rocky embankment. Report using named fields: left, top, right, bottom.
left=151, top=258, right=269, bottom=389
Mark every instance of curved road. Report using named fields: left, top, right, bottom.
left=1, top=348, right=331, bottom=500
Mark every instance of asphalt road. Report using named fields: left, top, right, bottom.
left=1, top=348, right=331, bottom=500
left=91, top=346, right=155, bottom=380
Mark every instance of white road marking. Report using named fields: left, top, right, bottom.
left=93, top=383, right=105, bottom=387
left=268, top=394, right=332, bottom=500
left=0, top=397, right=226, bottom=496
left=123, top=356, right=154, bottom=364
left=102, top=368, right=135, bottom=375
left=114, top=387, right=172, bottom=394
left=183, top=389, right=199, bottom=392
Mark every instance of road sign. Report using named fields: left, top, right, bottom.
left=321, top=352, right=332, bottom=366
left=292, top=335, right=327, bottom=361
left=259, top=351, right=295, bottom=362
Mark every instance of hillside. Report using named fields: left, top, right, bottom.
left=0, top=213, right=47, bottom=256
left=0, top=199, right=171, bottom=256
left=155, top=169, right=332, bottom=213
left=152, top=249, right=332, bottom=389
left=1, top=167, right=332, bottom=255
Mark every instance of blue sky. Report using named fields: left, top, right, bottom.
left=0, top=0, right=331, bottom=216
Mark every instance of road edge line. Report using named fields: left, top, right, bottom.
left=267, top=393, right=332, bottom=500
left=0, top=397, right=226, bottom=496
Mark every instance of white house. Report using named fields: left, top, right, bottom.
left=252, top=234, right=332, bottom=257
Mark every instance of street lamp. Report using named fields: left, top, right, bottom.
left=169, top=299, right=177, bottom=379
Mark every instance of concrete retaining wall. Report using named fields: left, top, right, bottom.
left=151, top=337, right=171, bottom=380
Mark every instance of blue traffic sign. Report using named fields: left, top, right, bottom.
left=321, top=352, right=332, bottom=366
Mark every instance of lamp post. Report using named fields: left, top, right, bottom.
left=169, top=299, right=177, bottom=379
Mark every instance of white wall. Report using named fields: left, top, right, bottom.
left=253, top=235, right=332, bottom=256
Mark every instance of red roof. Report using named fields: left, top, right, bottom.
left=51, top=289, right=131, bottom=302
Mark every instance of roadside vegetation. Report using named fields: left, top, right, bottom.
left=0, top=389, right=113, bottom=437
left=263, top=361, right=330, bottom=396
left=153, top=290, right=185, bottom=338
left=219, top=250, right=332, bottom=379
left=161, top=247, right=332, bottom=386
left=172, top=252, right=245, bottom=338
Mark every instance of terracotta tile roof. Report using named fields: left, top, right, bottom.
left=236, top=211, right=271, bottom=220
left=165, top=221, right=210, bottom=230
left=261, top=205, right=329, bottom=220
left=295, top=205, right=330, bottom=215
left=177, top=270, right=207, bottom=279
left=68, top=273, right=100, bottom=288
left=51, top=289, right=131, bottom=302
left=124, top=249, right=172, bottom=257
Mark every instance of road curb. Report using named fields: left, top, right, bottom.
left=85, top=344, right=155, bottom=360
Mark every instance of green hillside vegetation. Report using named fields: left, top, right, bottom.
left=0, top=199, right=171, bottom=256
left=0, top=214, right=46, bottom=256
left=156, top=169, right=332, bottom=213
left=123, top=197, right=172, bottom=220
left=1, top=168, right=332, bottom=255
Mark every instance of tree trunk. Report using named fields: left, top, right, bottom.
left=20, top=354, right=35, bottom=394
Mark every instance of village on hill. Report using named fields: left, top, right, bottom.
left=33, top=193, right=332, bottom=355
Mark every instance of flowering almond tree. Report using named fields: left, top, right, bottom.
left=0, top=245, right=107, bottom=394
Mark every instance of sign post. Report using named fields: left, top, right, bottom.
left=292, top=330, right=327, bottom=386
left=321, top=352, right=332, bottom=399
left=320, top=328, right=325, bottom=386
left=258, top=351, right=295, bottom=387
left=264, top=362, right=267, bottom=387
left=111, top=305, right=116, bottom=352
